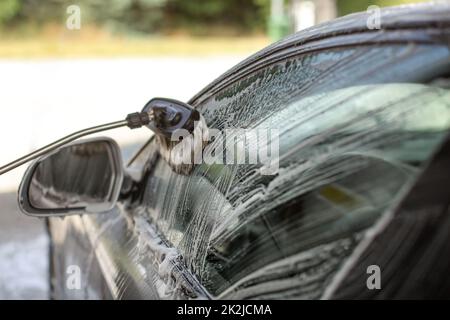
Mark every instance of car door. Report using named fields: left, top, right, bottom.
left=48, top=4, right=450, bottom=299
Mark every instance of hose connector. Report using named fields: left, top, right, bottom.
left=125, top=111, right=153, bottom=129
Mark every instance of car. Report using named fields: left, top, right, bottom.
left=17, top=3, right=450, bottom=299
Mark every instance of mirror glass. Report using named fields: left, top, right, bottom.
left=23, top=139, right=122, bottom=215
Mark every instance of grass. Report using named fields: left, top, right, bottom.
left=0, top=27, right=270, bottom=59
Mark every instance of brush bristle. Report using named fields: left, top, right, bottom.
left=156, top=115, right=209, bottom=175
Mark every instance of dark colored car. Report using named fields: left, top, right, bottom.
left=18, top=3, right=450, bottom=299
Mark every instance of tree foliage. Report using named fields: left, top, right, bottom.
left=0, top=0, right=270, bottom=35
left=0, top=0, right=21, bottom=25
left=1, top=0, right=428, bottom=35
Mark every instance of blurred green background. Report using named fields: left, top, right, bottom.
left=0, top=0, right=430, bottom=57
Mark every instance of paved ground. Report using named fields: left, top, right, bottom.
left=0, top=192, right=49, bottom=299
left=0, top=143, right=142, bottom=299
left=0, top=56, right=245, bottom=299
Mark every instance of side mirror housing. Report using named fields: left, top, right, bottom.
left=18, top=138, right=123, bottom=217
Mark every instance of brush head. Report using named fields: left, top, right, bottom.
left=142, top=98, right=200, bottom=139
left=142, top=98, right=209, bottom=175
left=156, top=115, right=209, bottom=175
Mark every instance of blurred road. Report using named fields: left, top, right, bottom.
left=0, top=56, right=244, bottom=192
left=0, top=56, right=245, bottom=299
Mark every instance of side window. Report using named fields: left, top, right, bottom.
left=142, top=44, right=450, bottom=298
left=201, top=83, right=450, bottom=298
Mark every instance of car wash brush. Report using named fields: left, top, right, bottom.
left=142, top=97, right=210, bottom=175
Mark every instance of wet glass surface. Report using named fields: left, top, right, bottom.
left=141, top=43, right=450, bottom=298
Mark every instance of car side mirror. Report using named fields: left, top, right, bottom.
left=18, top=138, right=123, bottom=217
